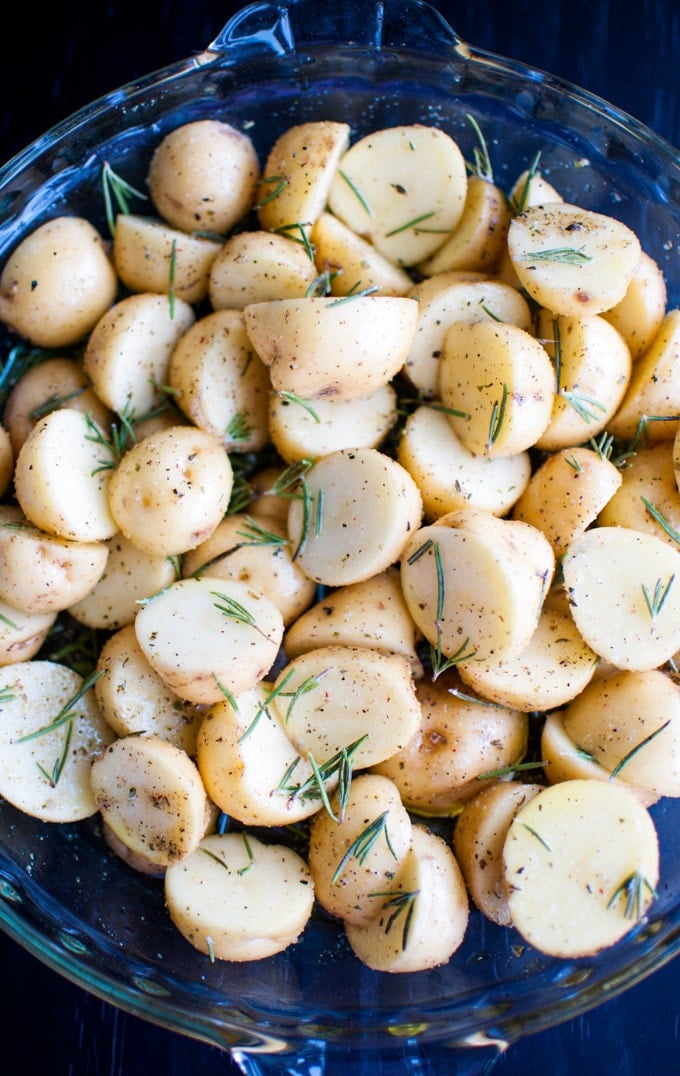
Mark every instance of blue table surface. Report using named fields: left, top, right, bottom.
left=1, top=1, right=679, bottom=1073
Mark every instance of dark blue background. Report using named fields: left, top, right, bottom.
left=1, top=2, right=679, bottom=1073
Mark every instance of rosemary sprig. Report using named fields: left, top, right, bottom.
left=370, top=888, right=419, bottom=951
left=338, top=170, right=373, bottom=216
left=520, top=822, right=552, bottom=852
left=630, top=414, right=680, bottom=451
left=29, top=387, right=87, bottom=421
left=477, top=760, right=547, bottom=780
left=101, top=160, right=147, bottom=237
left=36, top=713, right=75, bottom=787
left=641, top=497, right=680, bottom=545
left=211, top=590, right=269, bottom=639
left=561, top=388, right=607, bottom=424
left=237, top=832, right=255, bottom=875
left=509, top=150, right=542, bottom=215
left=212, top=673, right=239, bottom=713
left=465, top=113, right=494, bottom=182
left=292, top=476, right=313, bottom=561
left=305, top=270, right=339, bottom=298
left=235, top=516, right=288, bottom=548
left=607, top=870, right=657, bottom=920
left=609, top=720, right=671, bottom=779
left=280, top=735, right=368, bottom=820
left=226, top=412, right=253, bottom=442
left=278, top=391, right=321, bottom=423
left=0, top=611, right=20, bottom=631
left=385, top=212, right=436, bottom=238
left=238, top=668, right=297, bottom=743
left=641, top=575, right=675, bottom=623
left=327, top=283, right=379, bottom=306
left=84, top=406, right=136, bottom=472
left=332, top=811, right=397, bottom=883
left=15, top=669, right=103, bottom=745
left=269, top=459, right=314, bottom=497
left=273, top=222, right=314, bottom=260
left=0, top=685, right=16, bottom=704
left=0, top=345, right=49, bottom=407
left=487, top=382, right=509, bottom=449
left=523, top=246, right=592, bottom=265
left=252, top=174, right=289, bottom=210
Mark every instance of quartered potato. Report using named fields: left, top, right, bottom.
left=418, top=175, right=511, bottom=276
left=113, top=214, right=223, bottom=303
left=310, top=211, right=413, bottom=297
left=208, top=230, right=318, bottom=309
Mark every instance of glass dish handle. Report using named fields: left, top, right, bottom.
left=209, top=0, right=462, bottom=58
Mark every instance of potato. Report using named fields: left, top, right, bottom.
left=286, top=447, right=423, bottom=587
left=534, top=310, right=632, bottom=451
left=400, top=509, right=555, bottom=664
left=540, top=708, right=647, bottom=795
left=0, top=599, right=56, bottom=666
left=606, top=308, right=680, bottom=444
left=0, top=660, right=113, bottom=821
left=0, top=216, right=117, bottom=348
left=310, top=211, right=413, bottom=297
left=256, top=120, right=350, bottom=234
left=506, top=202, right=641, bottom=316
left=397, top=404, right=531, bottom=520
left=503, top=779, right=659, bottom=958
left=453, top=781, right=543, bottom=926
left=169, top=309, right=270, bottom=453
left=83, top=292, right=195, bottom=418
left=2, top=356, right=111, bottom=455
left=598, top=441, right=680, bottom=547
left=403, top=271, right=532, bottom=399
left=268, top=383, right=397, bottom=464
left=418, top=175, right=511, bottom=276
left=344, top=823, right=469, bottom=972
left=181, top=512, right=317, bottom=627
left=243, top=295, right=418, bottom=402
left=283, top=567, right=422, bottom=677
left=372, top=672, right=529, bottom=816
left=327, top=124, right=468, bottom=267
left=13, top=408, right=118, bottom=542
left=107, top=425, right=233, bottom=557
left=164, top=832, right=314, bottom=962
left=562, top=525, right=680, bottom=670
left=68, top=533, right=178, bottom=629
left=439, top=321, right=554, bottom=458
left=113, top=214, right=223, bottom=303
left=94, top=624, right=203, bottom=755
left=512, top=445, right=623, bottom=557
left=308, top=773, right=412, bottom=925
left=208, top=230, right=318, bottom=309
left=196, top=682, right=325, bottom=826
left=147, top=119, right=260, bottom=234
left=134, top=577, right=284, bottom=704
left=0, top=508, right=109, bottom=614
left=269, top=645, right=421, bottom=772
left=90, top=734, right=208, bottom=868
left=602, top=250, right=667, bottom=360
left=507, top=168, right=564, bottom=213
left=456, top=604, right=598, bottom=712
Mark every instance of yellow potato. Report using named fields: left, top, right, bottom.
left=418, top=175, right=511, bottom=276
left=208, top=230, right=318, bottom=309
left=310, top=211, right=413, bottom=297
left=268, top=382, right=397, bottom=464
left=607, top=308, right=680, bottom=444
left=113, top=214, right=223, bottom=303
left=68, top=533, right=178, bottom=630
left=598, top=441, right=680, bottom=547
left=602, top=249, right=667, bottom=360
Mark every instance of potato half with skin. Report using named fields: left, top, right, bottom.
left=0, top=599, right=56, bottom=666
left=113, top=214, right=223, bottom=303
left=90, top=734, right=208, bottom=868
left=269, top=383, right=397, bottom=464
left=503, top=779, right=659, bottom=958
left=440, top=321, right=554, bottom=458
left=602, top=249, right=667, bottom=360
left=164, top=832, right=314, bottom=962
left=345, top=824, right=469, bottom=972
left=208, top=230, right=319, bottom=310
left=244, top=295, right=418, bottom=402
left=418, top=175, right=511, bottom=277
left=68, top=533, right=178, bottom=630
left=453, top=781, right=543, bottom=926
left=135, top=577, right=284, bottom=705
left=506, top=202, right=641, bottom=316
left=108, top=425, right=233, bottom=557
left=0, top=216, right=117, bottom=348
left=310, top=211, right=413, bottom=297
left=598, top=441, right=680, bottom=548
left=372, top=672, right=529, bottom=816
left=147, top=119, right=260, bottom=235
left=401, top=509, right=555, bottom=664
left=308, top=774, right=412, bottom=925
left=0, top=660, right=113, bottom=822
left=286, top=447, right=423, bottom=587
left=607, top=308, right=680, bottom=444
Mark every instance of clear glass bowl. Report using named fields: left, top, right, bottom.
left=1, top=2, right=679, bottom=1072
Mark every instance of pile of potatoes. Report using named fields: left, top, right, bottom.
left=0, top=113, right=678, bottom=969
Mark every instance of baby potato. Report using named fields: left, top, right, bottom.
left=83, top=292, right=195, bottom=418
left=68, top=533, right=178, bottom=630
left=372, top=672, right=529, bottom=816
left=256, top=120, right=350, bottom=235
left=244, top=295, right=418, bottom=402
left=135, top=576, right=284, bottom=705
left=181, top=512, right=316, bottom=627
left=90, top=734, right=208, bottom=868
left=113, top=214, right=223, bottom=303
left=453, top=781, right=543, bottom=926
left=602, top=249, right=667, bottom=360
left=0, top=599, right=56, bottom=666
left=540, top=708, right=651, bottom=798
left=286, top=447, right=423, bottom=587
left=268, top=383, right=397, bottom=464
left=327, top=123, right=468, bottom=267
left=512, top=445, right=623, bottom=557
left=164, top=832, right=314, bottom=962
left=147, top=119, right=260, bottom=235
left=345, top=823, right=469, bottom=972
left=598, top=441, right=680, bottom=547
left=0, top=216, right=117, bottom=348
left=401, top=509, right=555, bottom=664
left=534, top=310, right=632, bottom=451
left=506, top=202, right=641, bottom=316
left=440, top=321, right=554, bottom=458
left=94, top=624, right=203, bottom=755
left=308, top=773, right=412, bottom=925
left=503, top=779, right=659, bottom=958
left=418, top=175, right=511, bottom=276
left=208, top=230, right=318, bottom=309
left=607, top=308, right=680, bottom=444
left=107, top=425, right=232, bottom=557
left=14, top=408, right=118, bottom=542
left=398, top=404, right=531, bottom=520
left=403, top=271, right=532, bottom=399
left=2, top=356, right=111, bottom=455
left=0, top=660, right=113, bottom=822
left=169, top=309, right=270, bottom=453
left=310, top=211, right=413, bottom=297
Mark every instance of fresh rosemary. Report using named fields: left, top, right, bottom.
left=607, top=870, right=657, bottom=920
left=101, top=160, right=147, bottom=237
left=332, top=811, right=397, bottom=884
